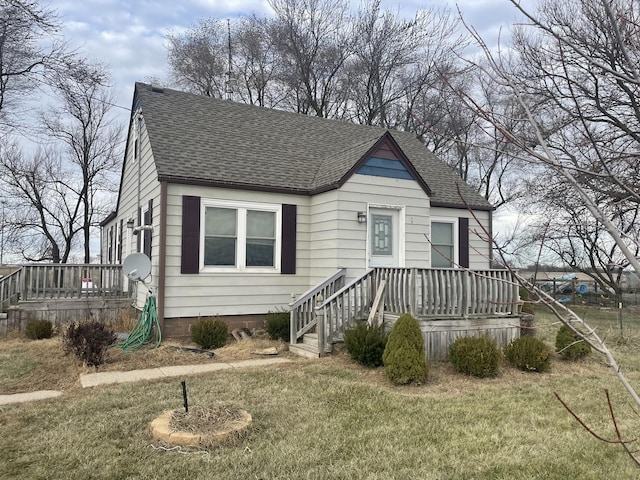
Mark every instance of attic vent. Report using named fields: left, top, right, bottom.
left=150, top=83, right=164, bottom=93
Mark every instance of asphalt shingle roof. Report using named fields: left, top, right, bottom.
left=135, top=82, right=492, bottom=210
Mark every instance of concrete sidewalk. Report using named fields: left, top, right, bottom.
left=0, top=390, right=63, bottom=406
left=80, top=357, right=292, bottom=388
left=1, top=357, right=293, bottom=405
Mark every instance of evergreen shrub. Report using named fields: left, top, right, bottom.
left=555, top=325, right=591, bottom=360
left=344, top=321, right=386, bottom=368
left=449, top=335, right=501, bottom=378
left=382, top=314, right=428, bottom=385
left=266, top=309, right=290, bottom=342
left=191, top=316, right=228, bottom=349
left=25, top=319, right=53, bottom=340
left=63, top=320, right=116, bottom=367
left=505, top=336, right=551, bottom=372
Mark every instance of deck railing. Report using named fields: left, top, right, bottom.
left=0, top=264, right=128, bottom=310
left=303, top=267, right=519, bottom=355
left=375, top=268, right=519, bottom=317
left=289, top=268, right=346, bottom=344
left=315, top=269, right=376, bottom=354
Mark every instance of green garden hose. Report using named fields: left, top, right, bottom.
left=115, top=295, right=162, bottom=353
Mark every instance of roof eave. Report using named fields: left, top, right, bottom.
left=158, top=175, right=313, bottom=196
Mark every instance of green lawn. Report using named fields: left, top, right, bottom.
left=2, top=306, right=640, bottom=479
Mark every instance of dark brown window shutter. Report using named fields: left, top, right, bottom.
left=181, top=196, right=201, bottom=274
left=108, top=226, right=114, bottom=263
left=144, top=199, right=153, bottom=258
left=118, top=219, right=123, bottom=263
left=281, top=204, right=297, bottom=274
left=458, top=217, right=469, bottom=269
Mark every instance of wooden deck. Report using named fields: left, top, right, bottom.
left=0, top=264, right=132, bottom=335
left=289, top=267, right=521, bottom=359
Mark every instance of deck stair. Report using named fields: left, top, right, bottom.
left=289, top=267, right=521, bottom=358
left=289, top=333, right=323, bottom=359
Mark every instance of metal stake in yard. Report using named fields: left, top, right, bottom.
left=181, top=380, right=189, bottom=413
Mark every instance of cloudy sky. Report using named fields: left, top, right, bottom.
left=47, top=0, right=528, bottom=116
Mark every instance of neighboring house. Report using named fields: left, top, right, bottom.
left=101, top=82, right=495, bottom=338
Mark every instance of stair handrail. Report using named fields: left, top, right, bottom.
left=314, top=268, right=376, bottom=354
left=289, top=268, right=346, bottom=344
left=0, top=266, right=24, bottom=311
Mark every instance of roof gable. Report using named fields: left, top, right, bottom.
left=131, top=82, right=492, bottom=210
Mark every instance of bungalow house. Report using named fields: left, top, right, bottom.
left=101, top=82, right=517, bottom=357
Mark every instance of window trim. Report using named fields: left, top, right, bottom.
left=200, top=199, right=282, bottom=273
left=430, top=217, right=458, bottom=268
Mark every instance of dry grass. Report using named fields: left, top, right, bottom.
left=3, top=306, right=640, bottom=479
left=0, top=334, right=289, bottom=394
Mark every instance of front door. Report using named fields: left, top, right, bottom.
left=368, top=208, right=399, bottom=267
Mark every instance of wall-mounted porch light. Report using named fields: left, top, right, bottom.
left=126, top=218, right=135, bottom=229
left=357, top=211, right=367, bottom=224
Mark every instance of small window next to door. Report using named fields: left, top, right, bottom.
left=431, top=221, right=455, bottom=268
left=372, top=214, right=393, bottom=256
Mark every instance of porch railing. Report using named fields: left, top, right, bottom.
left=0, top=264, right=128, bottom=311
left=376, top=267, right=520, bottom=317
left=289, top=268, right=346, bottom=344
left=304, top=267, right=520, bottom=355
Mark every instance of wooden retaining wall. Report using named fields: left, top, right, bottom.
left=384, top=314, right=521, bottom=362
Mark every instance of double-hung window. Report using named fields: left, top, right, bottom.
left=203, top=200, right=280, bottom=271
left=431, top=220, right=456, bottom=268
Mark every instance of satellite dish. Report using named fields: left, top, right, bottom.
left=122, top=253, right=151, bottom=282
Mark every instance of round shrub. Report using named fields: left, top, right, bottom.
left=25, top=319, right=53, bottom=340
left=63, top=320, right=116, bottom=367
left=266, top=310, right=290, bottom=342
left=344, top=321, right=387, bottom=368
left=382, top=314, right=428, bottom=385
left=505, top=336, right=551, bottom=373
left=555, top=325, right=591, bottom=360
left=191, top=317, right=228, bottom=349
left=449, top=335, right=501, bottom=378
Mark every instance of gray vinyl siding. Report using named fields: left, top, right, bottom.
left=162, top=184, right=312, bottom=318
left=309, top=174, right=431, bottom=285
left=430, top=206, right=491, bottom=269
left=113, top=117, right=162, bottom=306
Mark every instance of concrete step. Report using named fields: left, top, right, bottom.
left=289, top=342, right=320, bottom=359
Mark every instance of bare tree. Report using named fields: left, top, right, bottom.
left=525, top=173, right=640, bottom=295
left=455, top=0, right=640, bottom=465
left=349, top=1, right=463, bottom=128
left=167, top=19, right=228, bottom=97
left=459, top=0, right=640, bottom=275
left=0, top=143, right=81, bottom=262
left=40, top=64, right=122, bottom=263
left=269, top=0, right=353, bottom=117
left=0, top=0, right=79, bottom=131
left=233, top=15, right=283, bottom=107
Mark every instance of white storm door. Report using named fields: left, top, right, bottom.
left=368, top=208, right=399, bottom=267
